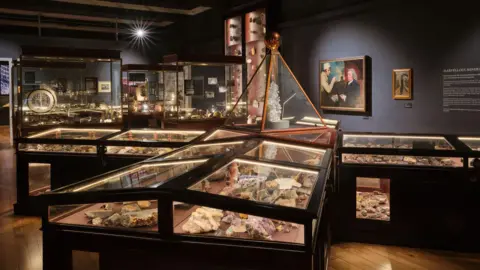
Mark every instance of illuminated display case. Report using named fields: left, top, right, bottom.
left=336, top=132, right=476, bottom=250
left=12, top=46, right=123, bottom=138
left=162, top=54, right=243, bottom=130
left=41, top=135, right=333, bottom=270
left=15, top=127, right=120, bottom=215
left=121, top=64, right=168, bottom=128
left=224, top=33, right=337, bottom=148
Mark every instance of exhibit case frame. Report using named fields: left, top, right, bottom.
left=335, top=132, right=479, bottom=251
left=15, top=127, right=206, bottom=215
left=41, top=135, right=334, bottom=270
left=12, top=46, right=123, bottom=138
left=161, top=54, right=244, bottom=130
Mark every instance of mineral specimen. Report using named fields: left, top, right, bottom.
left=121, top=209, right=158, bottom=228
left=245, top=216, right=276, bottom=240
left=121, top=204, right=141, bottom=213
left=85, top=210, right=113, bottom=219
left=92, top=217, right=103, bottom=225
left=356, top=191, right=390, bottom=221
left=137, top=201, right=152, bottom=209
left=182, top=207, right=223, bottom=234
left=275, top=198, right=297, bottom=208
left=103, top=213, right=122, bottom=227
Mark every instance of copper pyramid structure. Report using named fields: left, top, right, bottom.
left=225, top=33, right=329, bottom=134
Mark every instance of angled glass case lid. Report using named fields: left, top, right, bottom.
left=202, top=128, right=253, bottom=142
left=58, top=159, right=208, bottom=193
left=245, top=141, right=326, bottom=168
left=343, top=134, right=455, bottom=150
left=28, top=128, right=119, bottom=139
left=458, top=137, right=480, bottom=151
left=107, top=129, right=205, bottom=142
left=161, top=140, right=246, bottom=160
left=225, top=32, right=331, bottom=134
left=188, top=158, right=320, bottom=210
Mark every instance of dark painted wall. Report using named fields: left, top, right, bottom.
left=281, top=0, right=480, bottom=134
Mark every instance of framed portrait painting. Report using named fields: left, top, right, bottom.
left=392, top=68, right=412, bottom=100
left=319, top=56, right=366, bottom=112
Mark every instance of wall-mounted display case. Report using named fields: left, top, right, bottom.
left=225, top=8, right=267, bottom=110
left=335, top=132, right=478, bottom=251
left=41, top=135, right=333, bottom=270
left=162, top=54, right=243, bottom=130
left=12, top=47, right=123, bottom=138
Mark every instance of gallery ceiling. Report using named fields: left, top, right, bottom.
left=0, top=0, right=258, bottom=41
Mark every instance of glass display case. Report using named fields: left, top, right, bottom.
left=336, top=132, right=473, bottom=250
left=121, top=64, right=168, bottom=127
left=340, top=134, right=462, bottom=167
left=225, top=33, right=336, bottom=147
left=162, top=54, right=243, bottom=122
left=41, top=135, right=333, bottom=270
left=19, top=127, right=119, bottom=154
left=13, top=47, right=122, bottom=137
left=105, top=129, right=204, bottom=156
left=49, top=159, right=207, bottom=230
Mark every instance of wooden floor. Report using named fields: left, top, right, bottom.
left=0, top=126, right=480, bottom=270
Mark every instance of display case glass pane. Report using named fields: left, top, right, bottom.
left=356, top=177, right=390, bottom=221
left=458, top=137, right=480, bottom=151
left=343, top=134, right=454, bottom=150
left=123, top=70, right=164, bottom=116
left=342, top=154, right=462, bottom=167
left=108, top=129, right=204, bottom=142
left=202, top=129, right=251, bottom=141
left=266, top=130, right=334, bottom=145
left=19, top=143, right=97, bottom=153
left=28, top=128, right=118, bottom=139
left=173, top=203, right=304, bottom=244
left=49, top=201, right=158, bottom=231
left=245, top=141, right=326, bottom=167
left=188, top=159, right=319, bottom=209
left=28, top=163, right=51, bottom=196
left=20, top=58, right=122, bottom=128
left=60, top=159, right=207, bottom=193
left=105, top=146, right=174, bottom=156
left=162, top=141, right=245, bottom=160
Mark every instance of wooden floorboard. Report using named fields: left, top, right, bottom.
left=0, top=125, right=479, bottom=270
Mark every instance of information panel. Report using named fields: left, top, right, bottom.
left=443, top=68, right=480, bottom=112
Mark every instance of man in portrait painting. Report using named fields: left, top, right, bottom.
left=340, top=69, right=360, bottom=107
left=320, top=62, right=338, bottom=106
left=394, top=73, right=409, bottom=96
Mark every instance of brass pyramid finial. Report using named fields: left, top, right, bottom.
left=265, top=32, right=281, bottom=51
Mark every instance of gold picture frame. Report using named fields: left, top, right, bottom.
left=392, top=68, right=412, bottom=100
left=319, top=56, right=367, bottom=112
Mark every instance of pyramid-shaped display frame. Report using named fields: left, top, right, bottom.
left=225, top=39, right=328, bottom=133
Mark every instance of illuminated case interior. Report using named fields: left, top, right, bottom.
left=13, top=47, right=123, bottom=138
left=42, top=134, right=333, bottom=270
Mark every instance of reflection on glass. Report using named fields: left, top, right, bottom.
left=203, top=129, right=250, bottom=141
left=356, top=177, right=390, bottom=221
left=245, top=141, right=326, bottom=167
left=106, top=146, right=174, bottom=156
left=29, top=128, right=119, bottom=139
left=108, top=129, right=205, bottom=142
left=343, top=134, right=454, bottom=150
left=458, top=137, right=480, bottom=151
left=266, top=130, right=333, bottom=145
left=342, top=154, right=462, bottom=167
left=49, top=201, right=158, bottom=231
left=29, top=163, right=51, bottom=196
left=189, top=159, right=319, bottom=209
left=173, top=203, right=304, bottom=244
left=62, top=159, right=207, bottom=193
left=163, top=141, right=244, bottom=160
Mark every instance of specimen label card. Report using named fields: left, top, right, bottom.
left=442, top=68, right=480, bottom=112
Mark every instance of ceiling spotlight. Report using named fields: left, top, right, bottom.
left=136, top=29, right=145, bottom=38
